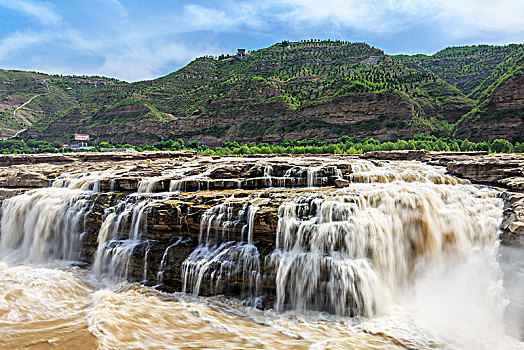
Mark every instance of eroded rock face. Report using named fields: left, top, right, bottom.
left=362, top=150, right=430, bottom=160
left=0, top=170, right=47, bottom=188
left=433, top=153, right=524, bottom=240
left=1, top=151, right=523, bottom=242
left=455, top=75, right=524, bottom=142
left=500, top=192, right=524, bottom=240
left=446, top=155, right=524, bottom=187
left=0, top=151, right=196, bottom=199
left=432, top=153, right=524, bottom=240
left=29, top=91, right=424, bottom=146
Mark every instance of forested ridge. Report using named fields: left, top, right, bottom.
left=0, top=40, right=522, bottom=144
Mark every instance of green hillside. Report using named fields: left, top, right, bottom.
left=455, top=55, right=524, bottom=142
left=0, top=70, right=122, bottom=137
left=1, top=40, right=521, bottom=144
left=28, top=40, right=478, bottom=143
left=394, top=44, right=524, bottom=99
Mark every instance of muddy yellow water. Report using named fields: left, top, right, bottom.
left=0, top=262, right=96, bottom=349
left=1, top=258, right=522, bottom=350
left=0, top=259, right=401, bottom=350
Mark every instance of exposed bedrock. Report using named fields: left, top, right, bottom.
left=1, top=151, right=523, bottom=240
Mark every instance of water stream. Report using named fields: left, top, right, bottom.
left=0, top=158, right=522, bottom=349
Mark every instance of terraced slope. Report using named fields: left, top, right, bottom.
left=455, top=55, right=524, bottom=142
left=394, top=44, right=524, bottom=99
left=0, top=70, right=122, bottom=138
left=4, top=40, right=521, bottom=144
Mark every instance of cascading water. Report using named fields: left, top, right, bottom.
left=263, top=164, right=273, bottom=187
left=0, top=188, right=93, bottom=262
left=269, top=183, right=502, bottom=317
left=181, top=198, right=262, bottom=299
left=52, top=169, right=120, bottom=191
left=0, top=157, right=521, bottom=350
left=166, top=164, right=219, bottom=193
left=93, top=195, right=155, bottom=279
left=156, top=237, right=187, bottom=285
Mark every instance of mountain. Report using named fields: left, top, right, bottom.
left=393, top=44, right=524, bottom=99
left=455, top=55, right=524, bottom=142
left=1, top=40, right=522, bottom=144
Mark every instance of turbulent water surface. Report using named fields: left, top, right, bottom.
left=0, top=158, right=522, bottom=350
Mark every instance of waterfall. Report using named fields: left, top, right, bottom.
left=0, top=158, right=508, bottom=322
left=348, top=161, right=465, bottom=185
left=137, top=179, right=159, bottom=193
left=0, top=156, right=520, bottom=349
left=51, top=170, right=115, bottom=190
left=169, top=179, right=185, bottom=192
left=156, top=237, right=186, bottom=285
left=264, top=164, right=273, bottom=187
left=0, top=188, right=93, bottom=262
left=305, top=165, right=344, bottom=187
left=182, top=198, right=262, bottom=297
left=182, top=241, right=261, bottom=297
left=93, top=196, right=154, bottom=279
left=0, top=168, right=123, bottom=263
left=269, top=183, right=502, bottom=317
left=246, top=204, right=259, bottom=245
left=306, top=167, right=320, bottom=187
left=165, top=165, right=219, bottom=193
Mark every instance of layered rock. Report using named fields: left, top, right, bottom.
left=455, top=74, right=524, bottom=142
left=445, top=154, right=524, bottom=190
left=500, top=192, right=524, bottom=239
left=1, top=151, right=524, bottom=242
left=435, top=153, right=524, bottom=240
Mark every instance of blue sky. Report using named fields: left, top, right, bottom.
left=0, top=0, right=523, bottom=82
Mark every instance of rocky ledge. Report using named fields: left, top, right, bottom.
left=434, top=153, right=524, bottom=242
left=1, top=150, right=523, bottom=242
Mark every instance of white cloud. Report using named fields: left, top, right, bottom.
left=98, top=41, right=205, bottom=81
left=1, top=0, right=523, bottom=82
left=0, top=31, right=53, bottom=60
left=269, top=0, right=524, bottom=37
left=6, top=28, right=209, bottom=81
left=181, top=4, right=267, bottom=31
left=431, top=0, right=524, bottom=38
left=49, top=20, right=218, bottom=81
left=250, top=0, right=430, bottom=33
left=0, top=0, right=61, bottom=25
left=275, top=0, right=392, bottom=32
left=184, top=5, right=232, bottom=29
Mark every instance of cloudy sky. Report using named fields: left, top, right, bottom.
left=0, top=0, right=523, bottom=81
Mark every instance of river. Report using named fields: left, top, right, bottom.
left=0, top=158, right=522, bottom=349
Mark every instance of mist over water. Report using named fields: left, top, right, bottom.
left=0, top=159, right=522, bottom=349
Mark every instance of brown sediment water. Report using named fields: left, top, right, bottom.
left=0, top=262, right=414, bottom=350
left=0, top=158, right=522, bottom=350
left=0, top=262, right=97, bottom=349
